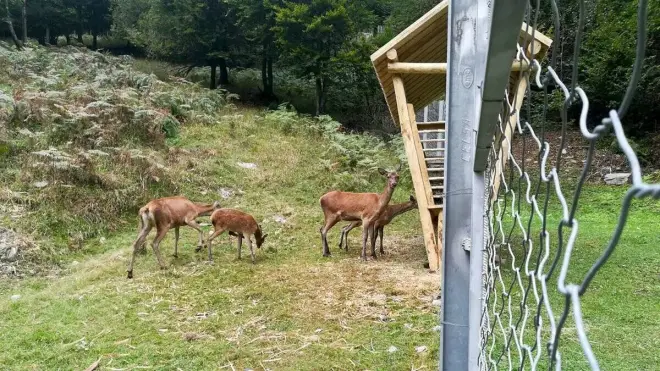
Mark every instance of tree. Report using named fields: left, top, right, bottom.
left=273, top=0, right=357, bottom=115
left=3, top=0, right=23, bottom=49
left=137, top=0, right=242, bottom=90
left=85, top=0, right=111, bottom=49
left=234, top=0, right=283, bottom=99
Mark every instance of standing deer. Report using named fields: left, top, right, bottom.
left=204, top=208, right=268, bottom=264
left=338, top=195, right=417, bottom=255
left=319, top=164, right=401, bottom=260
left=127, top=196, right=221, bottom=279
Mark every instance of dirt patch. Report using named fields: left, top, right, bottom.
left=0, top=227, right=47, bottom=278
left=510, top=130, right=630, bottom=183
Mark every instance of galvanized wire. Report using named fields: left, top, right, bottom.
left=477, top=0, right=657, bottom=369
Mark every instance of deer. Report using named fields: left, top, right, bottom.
left=319, top=163, right=401, bottom=261
left=127, top=196, right=221, bottom=279
left=204, top=208, right=268, bottom=264
left=338, top=195, right=418, bottom=255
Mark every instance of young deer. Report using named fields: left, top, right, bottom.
left=319, top=164, right=401, bottom=260
left=338, top=195, right=418, bottom=255
left=204, top=208, right=268, bottom=263
left=127, top=196, right=220, bottom=279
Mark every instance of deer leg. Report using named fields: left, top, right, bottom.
left=127, top=223, right=152, bottom=279
left=342, top=221, right=361, bottom=251
left=378, top=227, right=385, bottom=255
left=173, top=227, right=180, bottom=258
left=185, top=219, right=205, bottom=251
left=206, top=228, right=225, bottom=262
left=151, top=227, right=169, bottom=270
left=237, top=234, right=243, bottom=260
left=369, top=224, right=377, bottom=259
left=361, top=223, right=369, bottom=261
left=247, top=235, right=256, bottom=264
left=320, top=216, right=339, bottom=257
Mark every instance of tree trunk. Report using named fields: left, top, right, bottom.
left=76, top=6, right=83, bottom=43
left=92, top=33, right=98, bottom=50
left=209, top=64, right=217, bottom=90
left=267, top=57, right=274, bottom=97
left=49, top=32, right=57, bottom=46
left=45, top=26, right=50, bottom=45
left=218, top=58, right=229, bottom=85
left=65, top=34, right=71, bottom=45
left=21, top=0, right=26, bottom=43
left=261, top=55, right=268, bottom=95
left=315, top=76, right=323, bottom=116
left=4, top=0, right=22, bottom=50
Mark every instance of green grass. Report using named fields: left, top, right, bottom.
left=0, top=106, right=438, bottom=370
left=487, top=177, right=660, bottom=370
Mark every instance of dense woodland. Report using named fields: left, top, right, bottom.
left=1, top=0, right=658, bottom=137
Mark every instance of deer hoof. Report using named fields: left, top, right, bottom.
left=127, top=270, right=133, bottom=279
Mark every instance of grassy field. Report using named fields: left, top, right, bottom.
left=1, top=45, right=658, bottom=370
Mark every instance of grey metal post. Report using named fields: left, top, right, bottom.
left=440, top=0, right=482, bottom=369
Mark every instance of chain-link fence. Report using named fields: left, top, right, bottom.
left=470, top=0, right=659, bottom=369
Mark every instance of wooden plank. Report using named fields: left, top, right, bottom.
left=490, top=76, right=529, bottom=206
left=391, top=76, right=440, bottom=274
left=406, top=103, right=435, bottom=206
left=370, top=1, right=449, bottom=62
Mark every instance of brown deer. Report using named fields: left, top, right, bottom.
left=319, top=164, right=401, bottom=260
left=204, top=208, right=268, bottom=263
left=127, top=196, right=221, bottom=279
left=338, top=195, right=418, bottom=255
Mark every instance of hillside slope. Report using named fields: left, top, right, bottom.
left=0, top=44, right=440, bottom=369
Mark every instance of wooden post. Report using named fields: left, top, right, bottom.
left=490, top=75, right=529, bottom=205
left=388, top=48, right=441, bottom=272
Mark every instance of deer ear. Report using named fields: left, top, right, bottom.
left=378, top=168, right=387, bottom=175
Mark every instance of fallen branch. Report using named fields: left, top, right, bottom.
left=83, top=357, right=101, bottom=371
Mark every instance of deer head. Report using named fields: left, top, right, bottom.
left=256, top=225, right=268, bottom=249
left=378, top=161, right=402, bottom=188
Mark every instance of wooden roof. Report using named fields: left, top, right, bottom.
left=371, top=1, right=553, bottom=125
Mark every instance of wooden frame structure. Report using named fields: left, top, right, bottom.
left=370, top=1, right=552, bottom=272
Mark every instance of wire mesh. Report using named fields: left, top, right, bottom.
left=477, top=0, right=658, bottom=369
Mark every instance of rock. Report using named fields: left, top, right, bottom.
left=404, top=323, right=413, bottom=330
left=33, top=181, right=49, bottom=188
left=432, top=299, right=442, bottom=307
left=388, top=345, right=398, bottom=353
left=314, top=328, right=323, bottom=333
left=272, top=215, right=287, bottom=224
left=415, top=345, right=428, bottom=353
left=219, top=188, right=234, bottom=199
left=237, top=162, right=257, bottom=169
left=433, top=325, right=442, bottom=332
left=603, top=173, right=631, bottom=185
left=10, top=294, right=20, bottom=301
left=1, top=265, right=16, bottom=275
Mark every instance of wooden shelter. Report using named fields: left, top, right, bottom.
left=370, top=1, right=552, bottom=272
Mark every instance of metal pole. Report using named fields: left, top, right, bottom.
left=440, top=0, right=481, bottom=369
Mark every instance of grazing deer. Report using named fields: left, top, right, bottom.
left=338, top=195, right=417, bottom=255
left=127, top=196, right=221, bottom=279
left=204, top=208, right=268, bottom=263
left=319, top=164, right=401, bottom=260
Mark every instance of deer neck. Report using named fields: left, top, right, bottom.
left=388, top=201, right=416, bottom=220
left=377, top=183, right=395, bottom=212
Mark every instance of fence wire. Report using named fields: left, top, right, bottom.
left=477, top=0, right=658, bottom=369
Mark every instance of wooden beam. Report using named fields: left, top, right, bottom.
left=387, top=60, right=531, bottom=75
left=389, top=49, right=440, bottom=273
left=490, top=75, right=529, bottom=206
left=388, top=62, right=447, bottom=74
left=407, top=103, right=435, bottom=206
